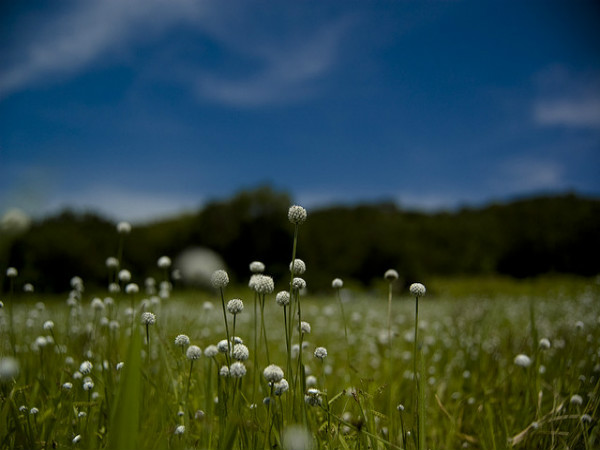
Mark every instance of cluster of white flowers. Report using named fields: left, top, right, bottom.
left=292, top=277, right=306, bottom=291
left=230, top=361, right=247, bottom=378
left=409, top=283, right=426, bottom=297
left=288, top=205, right=307, bottom=225
left=232, top=344, right=249, bottom=361
left=157, top=256, right=171, bottom=269
left=314, top=346, right=328, bottom=360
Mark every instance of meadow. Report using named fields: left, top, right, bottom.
left=0, top=206, right=598, bottom=450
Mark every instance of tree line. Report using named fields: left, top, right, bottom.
left=2, top=186, right=599, bottom=293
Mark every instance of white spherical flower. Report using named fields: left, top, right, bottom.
left=72, top=434, right=82, bottom=444
left=292, top=277, right=306, bottom=291
left=300, top=321, right=311, bottom=334
left=254, top=274, right=274, bottom=294
left=288, top=205, right=307, bottom=225
left=570, top=394, right=583, bottom=406
left=263, top=364, right=284, bottom=383
left=104, top=297, right=114, bottom=307
left=217, top=340, right=230, bottom=353
left=211, top=270, right=229, bottom=288
left=108, top=283, right=120, bottom=293
left=409, top=283, right=426, bottom=297
left=384, top=269, right=399, bottom=281
left=174, top=425, right=185, bottom=435
left=581, top=414, right=592, bottom=423
left=157, top=256, right=172, bottom=269
left=118, top=270, right=131, bottom=282
left=186, top=345, right=202, bottom=360
left=23, top=283, right=34, bottom=293
left=514, top=354, right=532, bottom=368
left=332, top=278, right=343, bottom=289
left=274, top=378, right=289, bottom=396
left=29, top=407, right=39, bottom=415
left=314, top=346, right=328, bottom=360
left=6, top=267, right=18, bottom=278
left=43, top=320, right=54, bottom=331
left=230, top=361, right=247, bottom=378
left=249, top=261, right=265, bottom=273
left=79, top=361, right=93, bottom=375
left=62, top=382, right=73, bottom=390
left=305, top=388, right=322, bottom=406
left=175, top=335, right=190, bottom=347
left=226, top=298, right=244, bottom=315
left=0, top=357, right=20, bottom=382
left=204, top=345, right=218, bottom=358
left=289, top=259, right=306, bottom=275
left=276, top=291, right=290, bottom=306
left=91, top=298, right=105, bottom=311
left=125, top=283, right=139, bottom=294
left=105, top=257, right=119, bottom=269
left=117, top=221, right=131, bottom=234
left=219, top=366, right=230, bottom=377
left=141, top=312, right=156, bottom=325
left=232, top=343, right=250, bottom=361
left=116, top=362, right=124, bottom=371
left=83, top=379, right=94, bottom=391
left=539, top=338, right=551, bottom=350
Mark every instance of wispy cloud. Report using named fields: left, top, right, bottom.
left=0, top=1, right=353, bottom=106
left=532, top=65, right=600, bottom=129
left=494, top=157, right=565, bottom=193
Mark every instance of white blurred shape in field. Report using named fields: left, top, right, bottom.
left=175, top=247, right=225, bottom=287
left=1, top=208, right=31, bottom=234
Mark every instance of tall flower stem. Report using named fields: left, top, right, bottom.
left=413, top=294, right=420, bottom=450
left=219, top=287, right=231, bottom=367
left=259, top=294, right=270, bottom=365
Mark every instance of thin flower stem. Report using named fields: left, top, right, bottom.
left=219, top=287, right=231, bottom=367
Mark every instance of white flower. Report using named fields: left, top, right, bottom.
left=227, top=298, right=244, bottom=315
left=230, top=362, right=247, bottom=378
left=249, top=261, right=265, bottom=273
left=570, top=394, right=583, bottom=406
left=539, top=338, right=551, bottom=350
left=116, top=362, right=124, bottom=371
left=125, top=283, right=139, bottom=294
left=157, top=256, right=172, bottom=269
left=305, top=389, right=321, bottom=406
left=290, top=259, right=306, bottom=275
left=232, top=344, right=249, bottom=361
left=219, top=366, right=230, bottom=377
left=117, top=221, right=131, bottom=234
left=42, top=320, right=54, bottom=331
left=108, top=283, right=120, bottom=293
left=217, top=340, right=230, bottom=353
left=300, top=321, right=311, bottom=334
left=314, top=347, right=328, bottom=360
left=276, top=291, right=290, bottom=306
left=514, top=354, right=532, bottom=368
left=384, top=269, right=399, bottom=281
left=332, top=278, right=343, bottom=289
left=83, top=379, right=94, bottom=391
left=6, top=267, right=18, bottom=278
left=175, top=335, right=190, bottom=347
left=288, top=205, right=307, bottom=225
left=204, top=345, right=218, bottom=358
left=91, top=298, right=105, bottom=311
left=118, top=270, right=131, bottom=282
left=263, top=364, right=284, bottom=383
left=253, top=274, right=274, bottom=294
left=62, top=382, right=73, bottom=390
left=0, top=357, right=20, bottom=382
left=23, top=283, right=34, bottom=293
left=274, top=378, right=289, bottom=395
left=292, top=277, right=306, bottom=291
left=72, top=434, right=82, bottom=444
left=174, top=425, right=185, bottom=435
left=211, top=270, right=229, bottom=288
left=409, top=283, right=426, bottom=297
left=141, top=312, right=156, bottom=325
left=79, top=361, right=93, bottom=375
left=106, top=257, right=119, bottom=269
left=186, top=345, right=202, bottom=360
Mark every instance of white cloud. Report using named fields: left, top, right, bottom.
left=0, top=1, right=353, bottom=106
left=493, top=157, right=565, bottom=193
left=532, top=66, right=600, bottom=129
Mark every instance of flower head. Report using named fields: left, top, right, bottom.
left=570, top=394, right=583, bottom=406
left=157, top=256, right=171, bottom=269
left=274, top=378, right=289, bottom=395
left=232, top=343, right=249, bottom=361
left=514, top=354, right=532, bottom=368
left=290, top=259, right=306, bottom=275
left=539, top=338, right=551, bottom=350
left=253, top=274, right=274, bottom=294
left=230, top=361, right=247, bottom=378
left=105, top=257, right=119, bottom=269
left=125, top=283, right=139, bottom=294
left=79, top=361, right=93, bottom=375
left=384, top=269, right=399, bottom=281
left=204, top=345, right=218, bottom=358
left=117, top=221, right=131, bottom=234
left=292, top=277, right=306, bottom=291
left=0, top=356, right=20, bottom=382
left=249, top=261, right=265, bottom=273
left=174, top=425, right=185, bottom=435
left=217, top=340, right=230, bottom=353
left=186, top=345, right=202, bottom=360
left=314, top=346, right=328, bottom=360
left=43, top=320, right=54, bottom=331
left=300, top=321, right=311, bottom=334
left=276, top=291, right=290, bottom=306
left=263, top=364, right=284, bottom=383
left=332, top=278, right=343, bottom=289
left=305, top=388, right=322, bottom=406
left=141, top=312, right=156, bottom=325
left=174, top=334, right=190, bottom=347
left=118, top=269, right=131, bottom=283
left=211, top=270, right=229, bottom=288
left=226, top=298, right=244, bottom=315
left=409, top=282, right=426, bottom=297
left=288, top=205, right=307, bottom=225
left=6, top=267, right=18, bottom=278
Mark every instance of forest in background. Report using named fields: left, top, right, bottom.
left=2, top=186, right=599, bottom=293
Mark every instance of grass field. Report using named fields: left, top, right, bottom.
left=1, top=273, right=598, bottom=450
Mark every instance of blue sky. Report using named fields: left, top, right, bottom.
left=1, top=1, right=599, bottom=223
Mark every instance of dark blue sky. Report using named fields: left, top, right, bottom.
left=1, top=1, right=599, bottom=222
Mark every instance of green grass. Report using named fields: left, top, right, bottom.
left=1, top=275, right=598, bottom=449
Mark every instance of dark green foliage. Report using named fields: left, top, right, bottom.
left=4, top=189, right=600, bottom=292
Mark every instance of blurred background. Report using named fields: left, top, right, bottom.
left=1, top=1, right=599, bottom=292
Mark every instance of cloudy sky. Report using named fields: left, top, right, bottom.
left=1, top=1, right=599, bottom=222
